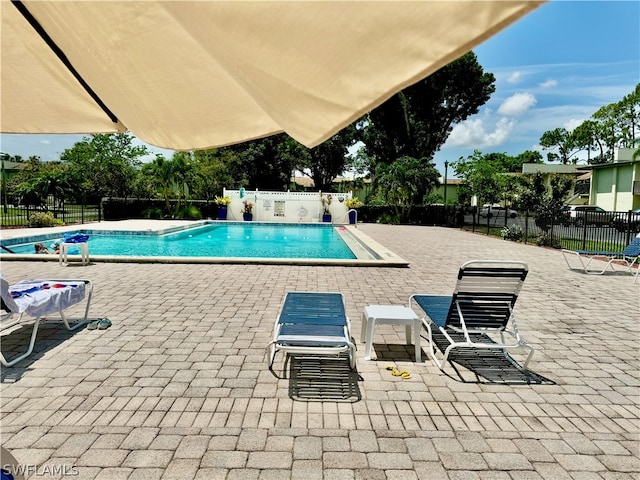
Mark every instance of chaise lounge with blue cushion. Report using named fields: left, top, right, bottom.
left=410, top=260, right=534, bottom=372
left=1, top=273, right=93, bottom=367
left=561, top=236, right=640, bottom=282
left=268, top=292, right=356, bottom=370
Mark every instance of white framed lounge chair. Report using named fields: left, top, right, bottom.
left=268, top=292, right=356, bottom=370
left=410, top=260, right=534, bottom=372
left=1, top=274, right=93, bottom=367
left=561, top=236, right=640, bottom=283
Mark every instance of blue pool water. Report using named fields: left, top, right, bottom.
left=3, top=223, right=357, bottom=259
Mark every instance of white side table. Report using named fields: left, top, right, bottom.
left=59, top=242, right=90, bottom=266
left=361, top=305, right=421, bottom=362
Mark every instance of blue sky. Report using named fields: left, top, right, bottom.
left=1, top=1, right=638, bottom=178
left=433, top=0, right=639, bottom=175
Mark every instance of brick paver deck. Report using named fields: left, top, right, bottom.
left=1, top=223, right=638, bottom=479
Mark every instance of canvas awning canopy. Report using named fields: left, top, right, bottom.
left=1, top=1, right=544, bottom=150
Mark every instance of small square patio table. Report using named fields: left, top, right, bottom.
left=361, top=305, right=422, bottom=362
left=59, top=242, right=90, bottom=266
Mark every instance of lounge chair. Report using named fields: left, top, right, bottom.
left=410, top=260, right=534, bottom=372
left=561, top=236, right=640, bottom=282
left=268, top=292, right=356, bottom=370
left=1, top=274, right=93, bottom=367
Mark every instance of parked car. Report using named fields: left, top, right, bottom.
left=610, top=207, right=640, bottom=232
left=563, top=205, right=613, bottom=226
left=479, top=206, right=518, bottom=218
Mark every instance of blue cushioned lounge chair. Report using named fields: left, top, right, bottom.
left=268, top=292, right=356, bottom=370
left=410, top=260, right=534, bottom=372
left=561, top=236, right=640, bottom=282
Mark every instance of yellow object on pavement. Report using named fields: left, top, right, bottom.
left=386, top=366, right=411, bottom=380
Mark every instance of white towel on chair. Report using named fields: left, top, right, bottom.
left=6, top=280, right=85, bottom=317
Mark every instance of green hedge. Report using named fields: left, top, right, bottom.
left=102, top=199, right=218, bottom=221
left=358, top=205, right=464, bottom=227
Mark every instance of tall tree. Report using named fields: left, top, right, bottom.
left=61, top=133, right=149, bottom=199
left=453, top=151, right=538, bottom=206
left=516, top=172, right=573, bottom=244
left=140, top=154, right=174, bottom=212
left=610, top=84, right=639, bottom=149
left=13, top=159, right=75, bottom=210
left=223, top=134, right=297, bottom=190
left=571, top=120, right=602, bottom=164
left=170, top=151, right=196, bottom=212
left=137, top=152, right=197, bottom=215
left=514, top=150, right=544, bottom=166
left=361, top=51, right=495, bottom=170
left=591, top=104, right=620, bottom=163
left=568, top=83, right=640, bottom=163
left=539, top=128, right=583, bottom=164
left=372, top=156, right=440, bottom=221
left=299, top=125, right=358, bottom=192
left=191, top=148, right=241, bottom=200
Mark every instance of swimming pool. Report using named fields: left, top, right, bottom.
left=0, top=221, right=409, bottom=266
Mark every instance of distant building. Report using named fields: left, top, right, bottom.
left=1, top=159, right=26, bottom=179
left=290, top=176, right=315, bottom=189
left=521, top=163, right=581, bottom=175
left=433, top=178, right=461, bottom=204
left=520, top=148, right=640, bottom=211
left=290, top=176, right=371, bottom=192
left=580, top=148, right=640, bottom=211
left=521, top=163, right=590, bottom=205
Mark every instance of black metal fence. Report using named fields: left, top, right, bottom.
left=1, top=197, right=101, bottom=228
left=358, top=204, right=638, bottom=252
left=4, top=196, right=638, bottom=253
left=357, top=204, right=465, bottom=227
left=461, top=207, right=638, bottom=252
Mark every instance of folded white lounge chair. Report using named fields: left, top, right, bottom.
left=1, top=274, right=93, bottom=367
left=410, top=260, right=534, bottom=372
left=268, top=292, right=356, bottom=370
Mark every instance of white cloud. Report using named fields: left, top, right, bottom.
left=507, top=71, right=522, bottom=84
left=498, top=92, right=537, bottom=116
left=539, top=79, right=557, bottom=88
left=446, top=116, right=515, bottom=149
left=522, top=105, right=597, bottom=136
left=446, top=119, right=480, bottom=146
left=485, top=118, right=516, bottom=146
left=563, top=118, right=585, bottom=132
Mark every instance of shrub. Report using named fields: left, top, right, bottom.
left=345, top=197, right=363, bottom=209
left=535, top=232, right=561, bottom=248
left=142, top=207, right=164, bottom=219
left=28, top=211, right=64, bottom=227
left=376, top=212, right=401, bottom=225
left=501, top=225, right=523, bottom=242
left=177, top=204, right=202, bottom=220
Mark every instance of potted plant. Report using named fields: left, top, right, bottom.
left=214, top=196, right=231, bottom=220
left=320, top=193, right=332, bottom=222
left=241, top=200, right=253, bottom=221
left=344, top=197, right=363, bottom=224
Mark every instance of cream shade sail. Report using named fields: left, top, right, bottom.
left=1, top=1, right=544, bottom=150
